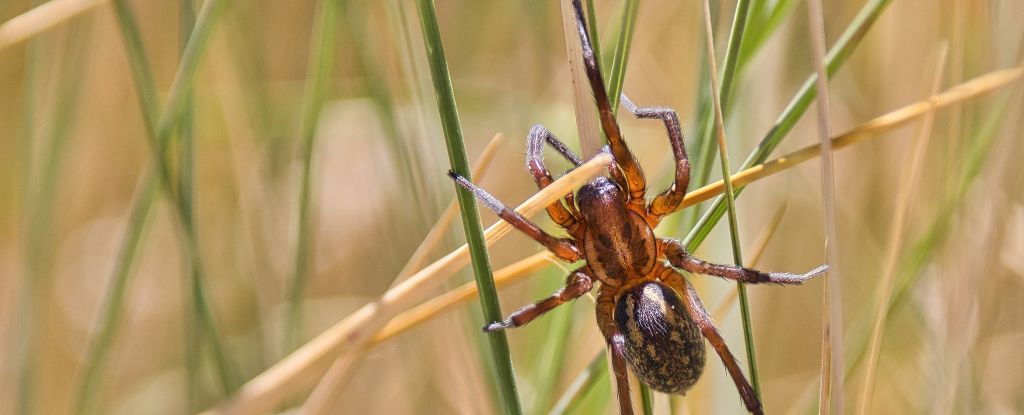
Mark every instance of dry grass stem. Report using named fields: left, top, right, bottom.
left=856, top=44, right=948, bottom=415
left=371, top=251, right=557, bottom=346
left=681, top=65, right=1023, bottom=209
left=561, top=0, right=603, bottom=158
left=0, top=0, right=107, bottom=51
left=804, top=0, right=844, bottom=411
left=201, top=152, right=613, bottom=415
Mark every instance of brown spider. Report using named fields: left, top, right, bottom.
left=448, top=1, right=826, bottom=414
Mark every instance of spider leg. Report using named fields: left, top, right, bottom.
left=661, top=271, right=763, bottom=415
left=483, top=269, right=592, bottom=332
left=448, top=171, right=582, bottom=262
left=526, top=125, right=583, bottom=235
left=527, top=124, right=583, bottom=167
left=597, top=285, right=635, bottom=415
left=620, top=94, right=690, bottom=220
left=569, top=0, right=646, bottom=207
left=660, top=238, right=828, bottom=284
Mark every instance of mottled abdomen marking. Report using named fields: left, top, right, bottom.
left=615, top=282, right=705, bottom=394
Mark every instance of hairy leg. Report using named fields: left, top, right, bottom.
left=569, top=0, right=646, bottom=207
left=526, top=124, right=583, bottom=235
left=597, top=285, right=635, bottom=415
left=620, top=95, right=690, bottom=220
left=449, top=172, right=582, bottom=261
left=483, top=270, right=593, bottom=331
left=661, top=238, right=828, bottom=284
left=662, top=271, right=763, bottom=415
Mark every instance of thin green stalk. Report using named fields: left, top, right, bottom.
left=343, top=1, right=429, bottom=211
left=605, top=0, right=638, bottom=116
left=109, top=0, right=239, bottom=393
left=178, top=0, right=202, bottom=409
left=18, top=16, right=92, bottom=415
left=415, top=1, right=523, bottom=414
left=718, top=0, right=753, bottom=115
left=684, top=0, right=771, bottom=234
left=285, top=0, right=339, bottom=353
left=548, top=351, right=610, bottom=415
left=685, top=0, right=892, bottom=250
left=689, top=0, right=798, bottom=199
left=73, top=172, right=159, bottom=415
left=699, top=0, right=762, bottom=398
left=530, top=279, right=576, bottom=414
left=639, top=384, right=654, bottom=415
left=13, top=14, right=42, bottom=415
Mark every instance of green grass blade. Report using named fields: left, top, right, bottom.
left=718, top=0, right=753, bottom=114
left=108, top=0, right=239, bottom=395
left=529, top=276, right=576, bottom=414
left=548, top=351, right=609, bottom=415
left=13, top=18, right=42, bottom=415
left=701, top=0, right=763, bottom=397
left=16, top=16, right=93, bottom=415
left=178, top=0, right=201, bottom=409
left=684, top=0, right=892, bottom=250
left=284, top=0, right=339, bottom=353
left=639, top=383, right=654, bottom=415
left=683, top=0, right=784, bottom=234
left=73, top=172, right=159, bottom=415
left=342, top=1, right=429, bottom=211
left=605, top=0, right=638, bottom=116
left=415, top=1, right=523, bottom=414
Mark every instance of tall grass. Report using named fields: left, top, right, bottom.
left=2, top=1, right=1022, bottom=414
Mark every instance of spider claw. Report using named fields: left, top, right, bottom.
left=482, top=321, right=510, bottom=332
left=767, top=264, right=830, bottom=284
left=805, top=264, right=830, bottom=278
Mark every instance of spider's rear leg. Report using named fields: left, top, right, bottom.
left=662, top=271, right=763, bottom=415
left=483, top=269, right=592, bottom=331
left=597, top=286, right=636, bottom=415
left=660, top=238, right=828, bottom=284
left=620, top=94, right=690, bottom=221
left=448, top=171, right=582, bottom=262
left=526, top=125, right=583, bottom=235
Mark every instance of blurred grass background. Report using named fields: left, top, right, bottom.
left=1, top=0, right=1022, bottom=414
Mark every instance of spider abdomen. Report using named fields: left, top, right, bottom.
left=615, top=281, right=705, bottom=394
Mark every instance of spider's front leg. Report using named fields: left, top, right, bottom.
left=597, top=285, right=635, bottom=415
left=525, top=125, right=583, bottom=236
left=620, top=95, right=690, bottom=220
left=569, top=0, right=646, bottom=207
left=448, top=171, right=582, bottom=262
left=660, top=238, right=828, bottom=284
left=662, top=271, right=764, bottom=415
left=483, top=270, right=592, bottom=331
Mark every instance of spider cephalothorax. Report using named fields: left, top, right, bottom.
left=448, top=1, right=826, bottom=414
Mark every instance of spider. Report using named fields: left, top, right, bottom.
left=448, top=1, right=826, bottom=414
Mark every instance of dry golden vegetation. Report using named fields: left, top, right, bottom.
left=1, top=0, right=1022, bottom=414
